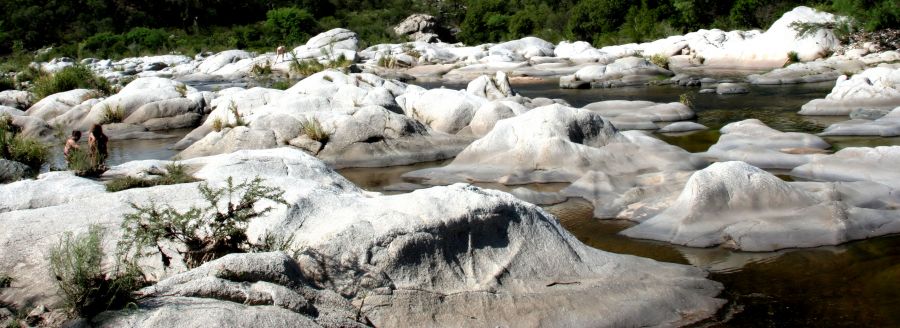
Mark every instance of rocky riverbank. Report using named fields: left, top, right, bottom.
left=2, top=4, right=900, bottom=327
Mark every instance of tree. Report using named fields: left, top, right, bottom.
left=266, top=7, right=318, bottom=44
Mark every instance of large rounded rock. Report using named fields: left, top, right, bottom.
left=583, top=100, right=695, bottom=130
left=622, top=161, right=900, bottom=251
left=0, top=90, right=34, bottom=109
left=791, top=146, right=900, bottom=189
left=406, top=89, right=485, bottom=134
left=405, top=105, right=702, bottom=185
left=819, top=106, right=900, bottom=136
left=799, top=66, right=900, bottom=116
left=2, top=149, right=724, bottom=327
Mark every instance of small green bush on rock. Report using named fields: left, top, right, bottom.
left=0, top=114, right=49, bottom=174
left=48, top=225, right=144, bottom=318
left=32, top=66, right=111, bottom=100
left=119, top=177, right=286, bottom=269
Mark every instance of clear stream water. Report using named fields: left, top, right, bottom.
left=89, top=79, right=900, bottom=326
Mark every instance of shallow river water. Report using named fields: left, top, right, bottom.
left=97, top=79, right=900, bottom=326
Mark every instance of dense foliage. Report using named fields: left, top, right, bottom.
left=0, top=0, right=896, bottom=58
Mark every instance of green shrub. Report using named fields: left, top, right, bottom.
left=119, top=177, right=286, bottom=269
left=49, top=225, right=144, bottom=318
left=0, top=114, right=49, bottom=174
left=32, top=65, right=111, bottom=100
left=290, top=58, right=326, bottom=76
left=300, top=118, right=328, bottom=142
left=649, top=54, right=669, bottom=70
left=266, top=7, right=317, bottom=44
left=271, top=80, right=293, bottom=90
left=80, top=32, right=127, bottom=58
left=66, top=148, right=105, bottom=177
left=105, top=163, right=198, bottom=192
left=785, top=51, right=800, bottom=66
left=124, top=27, right=171, bottom=54
left=0, top=76, right=14, bottom=91
left=100, top=104, right=125, bottom=124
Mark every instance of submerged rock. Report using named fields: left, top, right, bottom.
left=715, top=83, right=749, bottom=94
left=659, top=121, right=709, bottom=133
left=704, top=119, right=830, bottom=169
left=622, top=161, right=900, bottom=251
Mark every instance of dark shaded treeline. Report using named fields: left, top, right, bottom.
left=0, top=0, right=896, bottom=58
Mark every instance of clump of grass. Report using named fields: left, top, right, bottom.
left=119, top=177, right=286, bottom=269
left=679, top=93, right=695, bottom=109
left=48, top=225, right=144, bottom=318
left=270, top=80, right=293, bottom=90
left=250, top=60, right=273, bottom=76
left=378, top=55, right=399, bottom=68
left=211, top=117, right=224, bottom=132
left=785, top=51, right=800, bottom=67
left=229, top=101, right=245, bottom=127
left=105, top=163, right=198, bottom=192
left=175, top=83, right=188, bottom=97
left=300, top=118, right=328, bottom=142
left=99, top=104, right=125, bottom=124
left=32, top=65, right=111, bottom=100
left=0, top=114, right=50, bottom=174
left=649, top=54, right=669, bottom=70
left=0, top=76, right=15, bottom=91
left=290, top=58, right=326, bottom=76
left=66, top=148, right=105, bottom=177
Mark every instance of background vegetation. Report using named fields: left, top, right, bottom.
left=0, top=0, right=896, bottom=60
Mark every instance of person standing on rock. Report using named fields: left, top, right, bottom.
left=276, top=45, right=286, bottom=63
left=63, top=130, right=81, bottom=160
left=87, top=124, right=108, bottom=168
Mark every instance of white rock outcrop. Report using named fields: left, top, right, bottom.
left=791, top=146, right=900, bottom=189
left=622, top=161, right=900, bottom=251
left=404, top=105, right=703, bottom=185
left=799, top=66, right=900, bottom=116
left=704, top=119, right=830, bottom=169
left=1, top=148, right=725, bottom=327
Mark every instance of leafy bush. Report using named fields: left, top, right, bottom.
left=567, top=0, right=630, bottom=46
left=0, top=114, right=49, bottom=174
left=0, top=76, right=14, bottom=91
left=100, top=104, right=125, bottom=124
left=80, top=32, right=127, bottom=58
left=300, top=118, right=328, bottom=142
left=124, top=27, right=171, bottom=54
left=106, top=163, right=198, bottom=192
left=271, top=80, right=293, bottom=90
left=649, top=54, right=669, bottom=70
left=785, top=51, right=800, bottom=66
left=229, top=102, right=245, bottom=127
left=49, top=225, right=144, bottom=318
left=119, top=177, right=287, bottom=269
left=266, top=7, right=317, bottom=44
left=32, top=65, right=111, bottom=100
left=66, top=148, right=105, bottom=177
left=251, top=61, right=273, bottom=76
left=290, top=58, right=325, bottom=76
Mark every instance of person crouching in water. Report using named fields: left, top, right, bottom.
left=87, top=124, right=108, bottom=168
left=63, top=130, right=81, bottom=162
